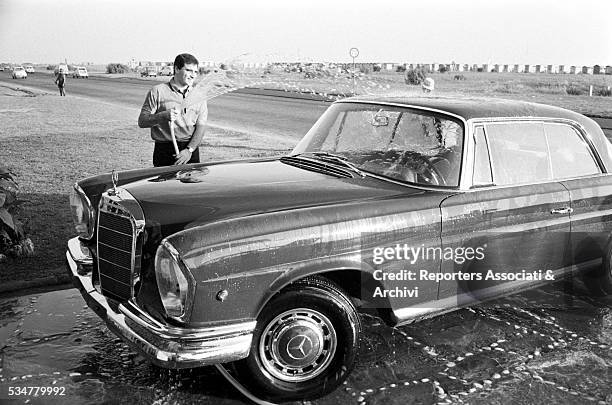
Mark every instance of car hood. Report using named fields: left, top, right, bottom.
left=121, top=159, right=419, bottom=236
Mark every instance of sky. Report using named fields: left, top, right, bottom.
left=1, top=0, right=611, bottom=66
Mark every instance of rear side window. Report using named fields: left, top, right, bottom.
left=486, top=123, right=551, bottom=185
left=544, top=123, right=600, bottom=179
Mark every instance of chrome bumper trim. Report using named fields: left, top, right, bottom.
left=66, top=237, right=255, bottom=368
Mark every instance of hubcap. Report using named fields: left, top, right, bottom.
left=259, top=308, right=337, bottom=382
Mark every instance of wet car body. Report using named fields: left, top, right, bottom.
left=66, top=96, right=612, bottom=401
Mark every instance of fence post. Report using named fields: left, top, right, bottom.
left=590, top=85, right=593, bottom=97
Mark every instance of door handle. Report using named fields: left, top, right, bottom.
left=550, top=207, right=573, bottom=215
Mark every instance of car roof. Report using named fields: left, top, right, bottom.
left=343, top=95, right=591, bottom=124
left=343, top=94, right=611, bottom=171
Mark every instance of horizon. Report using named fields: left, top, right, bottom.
left=1, top=0, right=611, bottom=66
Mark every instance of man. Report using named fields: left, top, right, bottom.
left=54, top=72, right=66, bottom=96
left=138, top=53, right=207, bottom=166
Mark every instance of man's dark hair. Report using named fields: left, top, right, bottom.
left=174, top=53, right=199, bottom=70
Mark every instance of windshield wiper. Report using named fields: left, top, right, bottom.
left=300, top=152, right=366, bottom=178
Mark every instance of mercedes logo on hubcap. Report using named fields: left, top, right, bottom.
left=286, top=335, right=314, bottom=360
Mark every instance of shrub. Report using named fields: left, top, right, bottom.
left=106, top=63, right=130, bottom=74
left=0, top=167, right=33, bottom=260
left=395, top=65, right=406, bottom=73
left=492, top=84, right=514, bottom=93
left=404, top=67, right=427, bottom=85
left=453, top=74, right=466, bottom=81
left=46, top=65, right=56, bottom=71
left=439, top=65, right=448, bottom=73
left=566, top=85, right=583, bottom=96
left=373, top=64, right=381, bottom=72
left=598, top=87, right=612, bottom=97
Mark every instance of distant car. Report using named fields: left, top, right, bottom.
left=66, top=95, right=612, bottom=401
left=73, top=67, right=89, bottom=78
left=140, top=66, right=158, bottom=77
left=159, top=66, right=173, bottom=76
left=12, top=66, right=27, bottom=79
left=24, top=65, right=35, bottom=74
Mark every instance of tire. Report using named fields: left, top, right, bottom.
left=231, top=276, right=361, bottom=401
left=582, top=241, right=612, bottom=296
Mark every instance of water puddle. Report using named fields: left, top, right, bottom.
left=1, top=282, right=611, bottom=404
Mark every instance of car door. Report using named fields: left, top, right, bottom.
left=438, top=122, right=572, bottom=306
left=543, top=122, right=612, bottom=272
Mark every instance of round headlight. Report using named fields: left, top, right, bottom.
left=69, top=184, right=94, bottom=240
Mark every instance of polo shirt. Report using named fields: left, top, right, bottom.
left=140, top=79, right=208, bottom=143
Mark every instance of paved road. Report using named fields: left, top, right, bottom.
left=3, top=71, right=610, bottom=139
left=0, top=71, right=329, bottom=140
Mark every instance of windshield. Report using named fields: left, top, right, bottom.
left=292, top=102, right=464, bottom=187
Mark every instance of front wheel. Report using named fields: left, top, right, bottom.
left=231, top=276, right=361, bottom=401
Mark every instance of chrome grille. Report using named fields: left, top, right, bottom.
left=96, top=188, right=145, bottom=302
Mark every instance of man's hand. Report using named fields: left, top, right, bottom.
left=174, top=148, right=193, bottom=165
left=161, top=107, right=179, bottom=123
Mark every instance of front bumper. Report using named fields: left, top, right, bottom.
left=66, top=237, right=256, bottom=369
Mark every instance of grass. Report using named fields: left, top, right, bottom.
left=1, top=70, right=612, bottom=289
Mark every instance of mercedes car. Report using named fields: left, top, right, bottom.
left=67, top=95, right=612, bottom=401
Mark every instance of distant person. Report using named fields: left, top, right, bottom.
left=54, top=72, right=66, bottom=96
left=138, top=53, right=207, bottom=167
left=422, top=77, right=435, bottom=93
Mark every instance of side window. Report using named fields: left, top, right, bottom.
left=472, top=126, right=493, bottom=186
left=486, top=122, right=551, bottom=186
left=544, top=123, right=600, bottom=179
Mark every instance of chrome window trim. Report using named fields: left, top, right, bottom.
left=542, top=123, right=555, bottom=180
left=461, top=117, right=608, bottom=192
left=461, top=172, right=612, bottom=193
left=335, top=100, right=469, bottom=190
left=469, top=117, right=605, bottom=172
left=337, top=100, right=469, bottom=122
left=470, top=125, right=494, bottom=186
